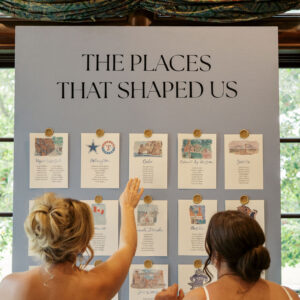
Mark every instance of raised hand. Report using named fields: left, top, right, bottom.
left=119, top=178, right=144, bottom=209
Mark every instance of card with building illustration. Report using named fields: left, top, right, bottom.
left=129, top=264, right=168, bottom=300
left=178, top=264, right=217, bottom=294
left=30, top=133, right=68, bottom=188
left=82, top=200, right=119, bottom=256
left=224, top=134, right=263, bottom=189
left=135, top=201, right=168, bottom=256
left=178, top=200, right=217, bottom=255
left=81, top=133, right=120, bottom=188
left=178, top=134, right=217, bottom=189
left=129, top=134, right=168, bottom=189
left=225, top=200, right=265, bottom=232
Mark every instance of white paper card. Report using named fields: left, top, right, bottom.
left=129, top=264, right=168, bottom=300
left=135, top=201, right=168, bottom=256
left=81, top=133, right=120, bottom=188
left=225, top=200, right=265, bottom=232
left=178, top=134, right=216, bottom=189
left=129, top=134, right=168, bottom=189
left=178, top=200, right=217, bottom=256
left=224, top=134, right=263, bottom=189
left=30, top=133, right=68, bottom=188
left=178, top=264, right=217, bottom=294
left=82, top=200, right=119, bottom=256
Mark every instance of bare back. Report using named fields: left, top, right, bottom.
left=184, top=277, right=299, bottom=300
left=0, top=265, right=116, bottom=300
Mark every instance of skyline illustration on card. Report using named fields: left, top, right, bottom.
left=229, top=140, right=259, bottom=155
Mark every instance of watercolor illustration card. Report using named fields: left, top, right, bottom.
left=178, top=134, right=217, bottom=189
left=178, top=200, right=217, bottom=256
left=224, top=134, right=263, bottom=189
left=225, top=199, right=265, bottom=232
left=129, top=134, right=168, bottom=189
left=81, top=133, right=120, bottom=188
left=30, top=133, right=68, bottom=188
left=178, top=264, right=217, bottom=294
left=82, top=200, right=119, bottom=256
left=135, top=200, right=168, bottom=256
left=129, top=264, right=168, bottom=300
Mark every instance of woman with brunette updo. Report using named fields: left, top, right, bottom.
left=156, top=211, right=298, bottom=300
left=0, top=178, right=143, bottom=300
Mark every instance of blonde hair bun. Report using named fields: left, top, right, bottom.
left=24, top=193, right=94, bottom=266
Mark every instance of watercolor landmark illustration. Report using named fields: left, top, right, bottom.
left=134, top=141, right=162, bottom=157
left=229, top=141, right=259, bottom=155
left=189, top=205, right=206, bottom=225
left=137, top=204, right=159, bottom=226
left=188, top=268, right=209, bottom=290
left=237, top=204, right=258, bottom=219
left=35, top=137, right=63, bottom=156
left=131, top=269, right=165, bottom=289
left=182, top=139, right=212, bottom=159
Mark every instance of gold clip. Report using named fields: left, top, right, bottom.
left=144, top=259, right=153, bottom=269
left=144, top=195, right=152, bottom=204
left=144, top=129, right=152, bottom=138
left=194, top=259, right=202, bottom=269
left=240, top=129, right=249, bottom=139
left=96, top=129, right=104, bottom=137
left=45, top=128, right=54, bottom=137
left=193, top=129, right=202, bottom=138
left=240, top=195, right=249, bottom=205
left=193, top=194, right=202, bottom=204
left=95, top=195, right=103, bottom=204
left=94, top=259, right=102, bottom=267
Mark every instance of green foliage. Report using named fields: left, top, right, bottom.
left=281, top=219, right=300, bottom=267
left=279, top=69, right=300, bottom=268
left=0, top=69, right=14, bottom=277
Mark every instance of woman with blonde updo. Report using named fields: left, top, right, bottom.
left=155, top=211, right=298, bottom=300
left=0, top=178, right=143, bottom=300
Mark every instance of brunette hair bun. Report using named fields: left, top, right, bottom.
left=204, top=210, right=271, bottom=283
left=237, top=245, right=270, bottom=282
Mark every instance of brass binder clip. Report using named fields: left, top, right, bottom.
left=144, top=195, right=152, bottom=204
left=193, top=129, right=202, bottom=138
left=193, top=194, right=202, bottom=204
left=240, top=195, right=249, bottom=205
left=95, top=195, right=103, bottom=204
left=194, top=259, right=202, bottom=269
left=45, top=128, right=54, bottom=137
left=240, top=129, right=249, bottom=139
left=94, top=259, right=102, bottom=267
left=144, top=259, right=153, bottom=269
left=144, top=129, right=152, bottom=138
left=96, top=129, right=104, bottom=137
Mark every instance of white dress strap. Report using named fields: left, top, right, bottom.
left=203, top=286, right=210, bottom=300
left=282, top=287, right=293, bottom=300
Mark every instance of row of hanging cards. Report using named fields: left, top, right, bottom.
left=29, top=132, right=263, bottom=189
left=28, top=198, right=264, bottom=257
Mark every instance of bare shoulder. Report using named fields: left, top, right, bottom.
left=184, top=287, right=206, bottom=300
left=263, top=280, right=299, bottom=299
left=0, top=268, right=41, bottom=290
